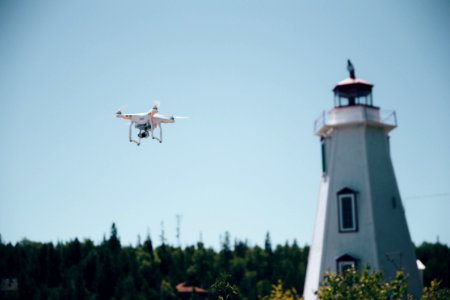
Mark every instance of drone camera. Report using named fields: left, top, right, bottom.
left=138, top=131, right=149, bottom=139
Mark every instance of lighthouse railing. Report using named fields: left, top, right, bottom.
left=314, top=110, right=327, bottom=133
left=314, top=108, right=397, bottom=134
left=380, top=110, right=397, bottom=127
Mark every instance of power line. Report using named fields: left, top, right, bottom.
left=404, top=193, right=449, bottom=200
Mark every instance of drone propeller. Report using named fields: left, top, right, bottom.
left=174, top=116, right=190, bottom=119
left=114, top=105, right=128, bottom=115
left=152, top=100, right=160, bottom=111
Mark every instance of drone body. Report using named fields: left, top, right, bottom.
left=114, top=101, right=185, bottom=145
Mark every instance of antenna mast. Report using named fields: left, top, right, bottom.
left=159, top=221, right=166, bottom=245
left=176, top=214, right=182, bottom=247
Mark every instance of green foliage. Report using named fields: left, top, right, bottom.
left=421, top=279, right=450, bottom=300
left=108, top=223, right=121, bottom=253
left=160, top=278, right=176, bottom=300
left=264, top=280, right=301, bottom=300
left=315, top=267, right=412, bottom=300
left=0, top=224, right=448, bottom=299
left=416, top=242, right=450, bottom=288
left=210, top=273, right=239, bottom=300
left=315, top=267, right=450, bottom=300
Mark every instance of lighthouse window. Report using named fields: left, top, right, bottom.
left=321, top=139, right=327, bottom=174
left=336, top=254, right=358, bottom=273
left=338, top=193, right=358, bottom=232
left=338, top=261, right=355, bottom=273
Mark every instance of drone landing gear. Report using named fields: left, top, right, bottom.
left=151, top=124, right=163, bottom=143
left=129, top=122, right=141, bottom=146
left=128, top=121, right=162, bottom=145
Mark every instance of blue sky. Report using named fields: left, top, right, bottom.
left=1, top=1, right=449, bottom=248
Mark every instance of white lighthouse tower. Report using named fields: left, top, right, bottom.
left=303, top=61, right=422, bottom=299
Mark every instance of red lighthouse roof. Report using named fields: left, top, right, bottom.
left=333, top=77, right=373, bottom=98
left=332, top=60, right=375, bottom=107
left=336, top=77, right=373, bottom=87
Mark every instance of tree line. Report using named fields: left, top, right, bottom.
left=0, top=223, right=449, bottom=299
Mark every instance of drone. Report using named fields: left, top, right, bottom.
left=114, top=101, right=187, bottom=145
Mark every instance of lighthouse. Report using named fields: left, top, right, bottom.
left=303, top=61, right=422, bottom=299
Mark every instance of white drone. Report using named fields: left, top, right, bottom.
left=114, top=101, right=187, bottom=145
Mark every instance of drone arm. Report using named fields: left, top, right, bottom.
left=150, top=124, right=162, bottom=143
